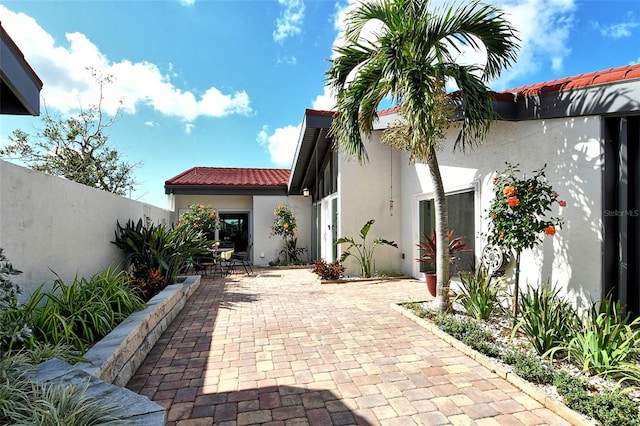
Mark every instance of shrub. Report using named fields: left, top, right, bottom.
left=177, top=204, right=221, bottom=237
left=514, top=281, right=577, bottom=356
left=19, top=267, right=146, bottom=353
left=549, top=296, right=640, bottom=377
left=313, top=258, right=345, bottom=280
left=454, top=269, right=505, bottom=320
left=113, top=218, right=211, bottom=298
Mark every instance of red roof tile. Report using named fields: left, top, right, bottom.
left=166, top=167, right=290, bottom=187
left=502, top=64, right=640, bottom=97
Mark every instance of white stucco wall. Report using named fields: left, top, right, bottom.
left=252, top=195, right=312, bottom=266
left=338, top=137, right=404, bottom=276
left=0, top=160, right=171, bottom=301
left=398, top=116, right=603, bottom=304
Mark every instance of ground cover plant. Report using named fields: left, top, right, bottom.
left=0, top=347, right=122, bottom=425
left=453, top=269, right=504, bottom=320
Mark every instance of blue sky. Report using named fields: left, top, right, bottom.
left=0, top=0, right=638, bottom=208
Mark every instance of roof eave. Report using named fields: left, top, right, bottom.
left=165, top=184, right=288, bottom=196
left=0, top=23, right=43, bottom=116
left=288, top=109, right=334, bottom=195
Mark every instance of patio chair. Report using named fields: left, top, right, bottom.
left=213, top=248, right=235, bottom=276
left=230, top=243, right=253, bottom=275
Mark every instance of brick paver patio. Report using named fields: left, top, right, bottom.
left=126, top=268, right=570, bottom=425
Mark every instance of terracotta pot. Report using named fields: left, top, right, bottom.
left=425, top=273, right=437, bottom=297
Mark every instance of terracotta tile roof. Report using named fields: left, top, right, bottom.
left=503, top=64, right=640, bottom=98
left=165, top=167, right=290, bottom=187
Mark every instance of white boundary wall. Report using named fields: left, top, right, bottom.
left=0, top=160, right=171, bottom=301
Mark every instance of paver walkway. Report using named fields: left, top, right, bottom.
left=126, top=269, right=570, bottom=425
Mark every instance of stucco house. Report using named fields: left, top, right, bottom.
left=165, top=167, right=312, bottom=266
left=167, top=63, right=640, bottom=313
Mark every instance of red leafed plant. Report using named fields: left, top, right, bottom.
left=416, top=229, right=470, bottom=271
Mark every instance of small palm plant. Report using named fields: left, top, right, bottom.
left=337, top=219, right=398, bottom=278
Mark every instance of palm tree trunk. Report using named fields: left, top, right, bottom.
left=425, top=150, right=450, bottom=313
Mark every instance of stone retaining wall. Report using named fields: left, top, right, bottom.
left=80, top=275, right=201, bottom=386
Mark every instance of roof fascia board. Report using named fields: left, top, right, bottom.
left=288, top=113, right=309, bottom=190
left=514, top=80, right=640, bottom=120
left=1, top=25, right=42, bottom=115
left=165, top=185, right=288, bottom=196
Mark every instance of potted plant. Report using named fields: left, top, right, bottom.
left=416, top=229, right=470, bottom=296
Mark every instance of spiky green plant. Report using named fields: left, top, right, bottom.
left=337, top=219, right=398, bottom=278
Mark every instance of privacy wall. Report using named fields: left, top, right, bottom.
left=0, top=160, right=171, bottom=301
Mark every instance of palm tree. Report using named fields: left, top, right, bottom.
left=326, top=0, right=519, bottom=312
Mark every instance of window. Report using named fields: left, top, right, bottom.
left=419, top=190, right=475, bottom=273
left=603, top=115, right=640, bottom=316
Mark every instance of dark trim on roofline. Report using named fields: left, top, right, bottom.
left=165, top=185, right=288, bottom=196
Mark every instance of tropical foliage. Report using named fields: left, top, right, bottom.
left=312, top=258, right=345, bottom=281
left=337, top=219, right=397, bottom=278
left=513, top=281, right=577, bottom=356
left=416, top=229, right=470, bottom=271
left=548, top=296, right=640, bottom=377
left=454, top=268, right=505, bottom=320
left=12, top=267, right=146, bottom=353
left=113, top=218, right=211, bottom=298
left=326, top=0, right=518, bottom=311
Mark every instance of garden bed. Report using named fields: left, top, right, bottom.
left=79, top=275, right=201, bottom=386
left=320, top=275, right=413, bottom=285
left=27, top=275, right=201, bottom=425
left=392, top=301, right=596, bottom=425
left=394, top=300, right=640, bottom=426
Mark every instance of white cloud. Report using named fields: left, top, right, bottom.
left=277, top=54, right=298, bottom=65
left=273, top=0, right=305, bottom=43
left=488, top=0, right=576, bottom=89
left=312, top=86, right=336, bottom=111
left=257, top=124, right=300, bottom=167
left=592, top=21, right=639, bottom=39
left=179, top=0, right=195, bottom=6
left=0, top=5, right=252, bottom=123
left=144, top=121, right=156, bottom=127
left=322, top=0, right=577, bottom=95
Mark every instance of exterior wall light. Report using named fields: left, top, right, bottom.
left=303, top=188, right=310, bottom=197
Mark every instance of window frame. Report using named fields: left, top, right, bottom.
left=414, top=182, right=480, bottom=278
